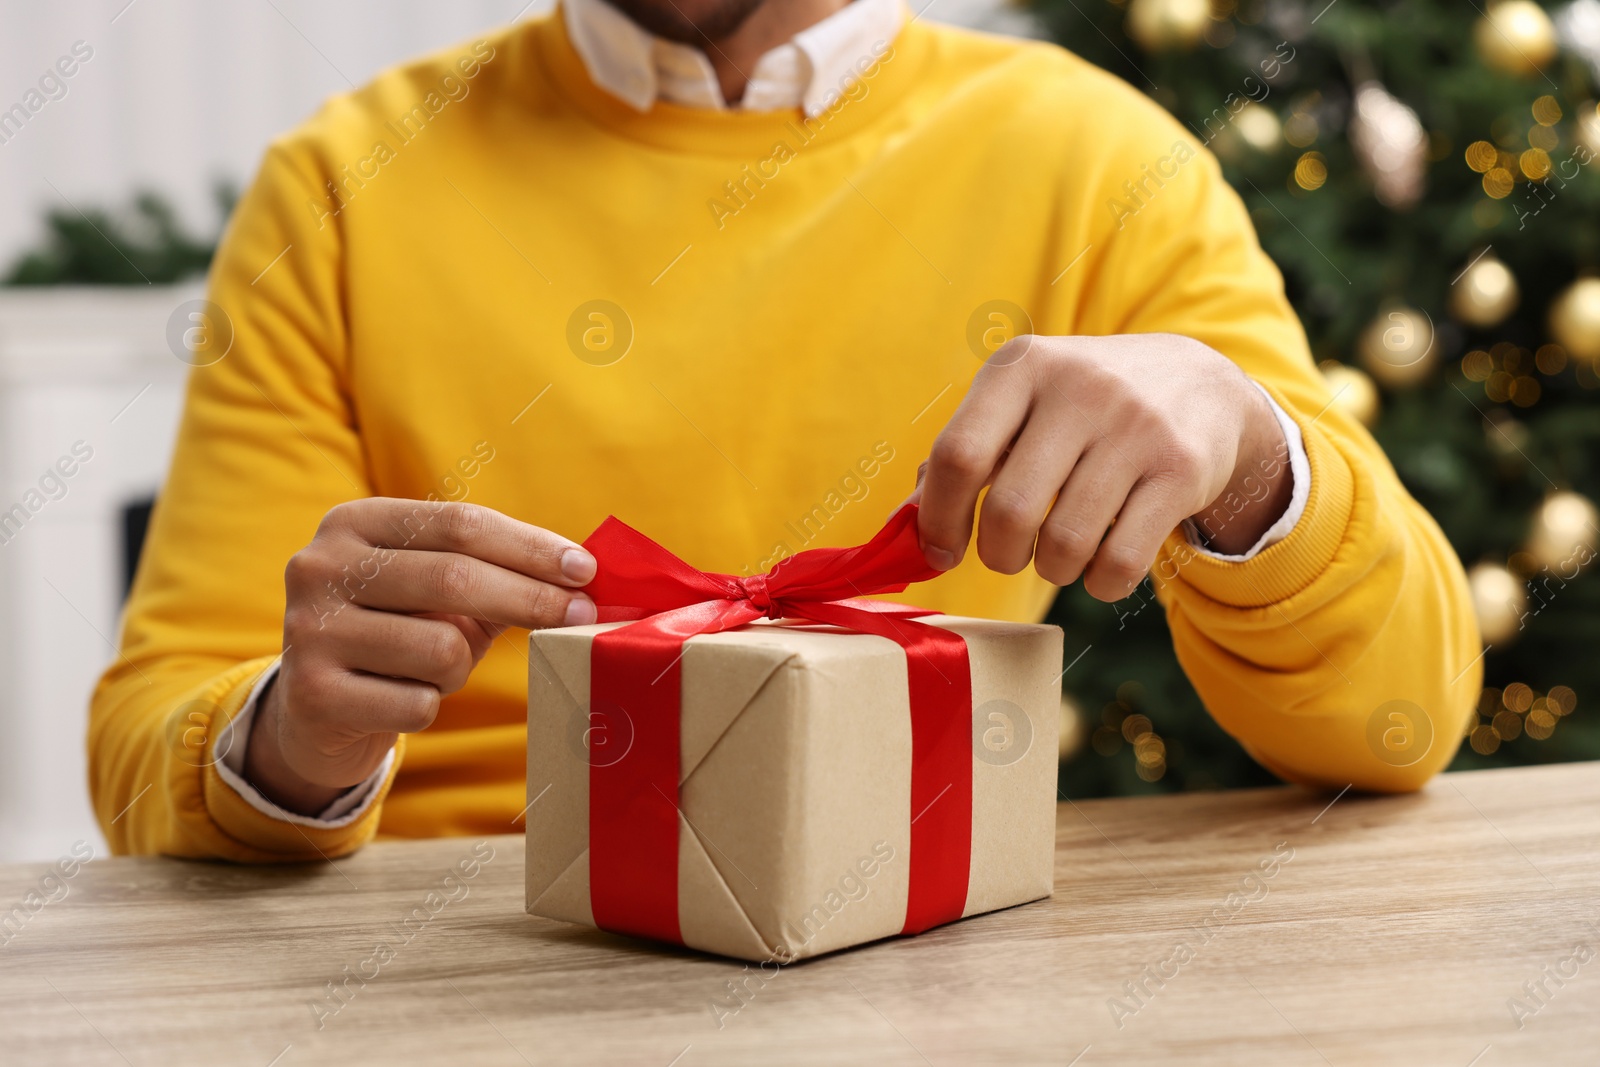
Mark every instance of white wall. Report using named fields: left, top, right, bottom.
left=0, top=0, right=551, bottom=272
left=0, top=286, right=193, bottom=862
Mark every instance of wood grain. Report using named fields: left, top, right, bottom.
left=2, top=762, right=1597, bottom=1066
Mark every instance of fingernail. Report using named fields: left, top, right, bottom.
left=561, top=548, right=596, bottom=584
left=926, top=546, right=958, bottom=571
left=564, top=597, right=597, bottom=626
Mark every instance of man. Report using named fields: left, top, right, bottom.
left=91, top=0, right=1479, bottom=859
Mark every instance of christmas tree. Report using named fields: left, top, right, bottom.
left=1032, top=0, right=1600, bottom=795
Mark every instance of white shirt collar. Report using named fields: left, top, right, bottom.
left=562, top=0, right=904, bottom=118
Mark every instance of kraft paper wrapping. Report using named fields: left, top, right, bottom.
left=524, top=615, right=1061, bottom=962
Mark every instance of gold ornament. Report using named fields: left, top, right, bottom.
left=1469, top=561, right=1528, bottom=645
left=1125, top=0, right=1210, bottom=53
left=1562, top=2, right=1600, bottom=81
left=1525, top=491, right=1600, bottom=571
left=1451, top=254, right=1520, bottom=328
left=1294, top=151, right=1329, bottom=191
left=1578, top=104, right=1600, bottom=157
left=1358, top=306, right=1437, bottom=388
left=1475, top=1, right=1559, bottom=76
left=1484, top=414, right=1530, bottom=459
left=1233, top=103, right=1282, bottom=152
left=1348, top=82, right=1428, bottom=209
left=1058, top=693, right=1084, bottom=762
left=1549, top=277, right=1600, bottom=362
left=1318, top=362, right=1380, bottom=426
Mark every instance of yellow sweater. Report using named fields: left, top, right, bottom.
left=90, top=12, right=1480, bottom=861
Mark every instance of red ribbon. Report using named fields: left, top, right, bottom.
left=580, top=504, right=973, bottom=945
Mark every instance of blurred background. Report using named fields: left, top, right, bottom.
left=0, top=0, right=1596, bottom=862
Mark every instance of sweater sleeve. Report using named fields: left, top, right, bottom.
left=1064, top=115, right=1482, bottom=793
left=88, top=141, right=406, bottom=859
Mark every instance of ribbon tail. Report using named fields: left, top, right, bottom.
left=761, top=504, right=941, bottom=604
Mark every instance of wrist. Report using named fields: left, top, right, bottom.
left=1190, top=383, right=1294, bottom=556
left=243, top=674, right=347, bottom=816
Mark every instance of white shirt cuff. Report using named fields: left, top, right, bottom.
left=214, top=661, right=395, bottom=828
left=1181, top=382, right=1311, bottom=562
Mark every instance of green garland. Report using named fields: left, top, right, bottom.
left=3, top=184, right=235, bottom=286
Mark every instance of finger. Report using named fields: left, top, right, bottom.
left=1083, top=480, right=1183, bottom=603
left=422, top=612, right=502, bottom=663
left=1034, top=444, right=1141, bottom=588
left=976, top=417, right=1089, bottom=575
left=279, top=661, right=442, bottom=740
left=918, top=367, right=1033, bottom=569
left=337, top=548, right=594, bottom=629
left=314, top=669, right=443, bottom=736
left=323, top=499, right=595, bottom=587
left=325, top=610, right=480, bottom=693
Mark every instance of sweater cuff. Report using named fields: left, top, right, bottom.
left=200, top=658, right=403, bottom=857
left=1160, top=382, right=1356, bottom=608
left=1182, top=382, right=1312, bottom=562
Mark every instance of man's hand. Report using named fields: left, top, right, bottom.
left=244, top=499, right=598, bottom=815
left=916, top=333, right=1293, bottom=602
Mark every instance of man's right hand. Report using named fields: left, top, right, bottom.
left=243, top=498, right=598, bottom=815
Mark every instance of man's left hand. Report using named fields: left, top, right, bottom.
left=914, top=333, right=1293, bottom=602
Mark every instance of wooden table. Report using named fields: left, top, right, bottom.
left=4, top=763, right=1598, bottom=1066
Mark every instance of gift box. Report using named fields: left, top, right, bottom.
left=523, top=507, right=1062, bottom=962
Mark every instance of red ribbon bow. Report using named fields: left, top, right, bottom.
left=581, top=504, right=974, bottom=944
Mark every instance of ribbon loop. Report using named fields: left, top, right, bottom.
left=581, top=504, right=974, bottom=944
